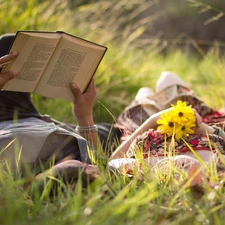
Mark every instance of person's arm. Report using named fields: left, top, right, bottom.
left=109, top=108, right=214, bottom=160
left=0, top=52, right=18, bottom=90
left=194, top=122, right=225, bottom=140
left=70, top=79, right=104, bottom=156
left=191, top=108, right=225, bottom=140
left=110, top=110, right=164, bottom=160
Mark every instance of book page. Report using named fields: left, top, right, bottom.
left=61, top=32, right=106, bottom=50
left=36, top=36, right=105, bottom=102
left=21, top=31, right=60, bottom=39
left=3, top=34, right=60, bottom=92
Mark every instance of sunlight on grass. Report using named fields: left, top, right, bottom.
left=1, top=0, right=225, bottom=224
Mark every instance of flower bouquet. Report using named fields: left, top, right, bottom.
left=157, top=100, right=196, bottom=140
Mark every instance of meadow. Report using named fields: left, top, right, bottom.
left=1, top=0, right=225, bottom=224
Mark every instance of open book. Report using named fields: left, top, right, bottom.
left=2, top=30, right=107, bottom=102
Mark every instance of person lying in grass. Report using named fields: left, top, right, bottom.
left=0, top=33, right=105, bottom=177
left=110, top=72, right=225, bottom=171
left=1, top=33, right=225, bottom=181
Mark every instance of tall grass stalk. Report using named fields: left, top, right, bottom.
left=187, top=0, right=225, bottom=25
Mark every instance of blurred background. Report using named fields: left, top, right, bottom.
left=1, top=0, right=225, bottom=123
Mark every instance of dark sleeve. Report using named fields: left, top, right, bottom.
left=0, top=91, right=41, bottom=121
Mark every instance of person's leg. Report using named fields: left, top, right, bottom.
left=154, top=71, right=216, bottom=118
left=155, top=71, right=188, bottom=93
left=116, top=72, right=188, bottom=134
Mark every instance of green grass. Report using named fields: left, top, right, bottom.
left=32, top=46, right=225, bottom=124
left=1, top=157, right=225, bottom=225
left=1, top=0, right=225, bottom=224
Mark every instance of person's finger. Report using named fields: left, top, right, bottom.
left=193, top=109, right=202, bottom=127
left=0, top=52, right=18, bottom=67
left=70, top=82, right=82, bottom=99
left=85, top=79, right=96, bottom=94
left=0, top=70, right=18, bottom=89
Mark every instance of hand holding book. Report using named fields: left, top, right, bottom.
left=2, top=30, right=107, bottom=102
left=0, top=51, right=19, bottom=90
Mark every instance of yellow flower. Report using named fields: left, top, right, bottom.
left=156, top=112, right=175, bottom=136
left=174, top=120, right=196, bottom=140
left=170, top=100, right=195, bottom=124
left=157, top=100, right=196, bottom=140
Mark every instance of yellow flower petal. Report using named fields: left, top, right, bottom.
left=157, top=100, right=196, bottom=139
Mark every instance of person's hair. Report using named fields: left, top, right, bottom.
left=0, top=33, right=15, bottom=58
